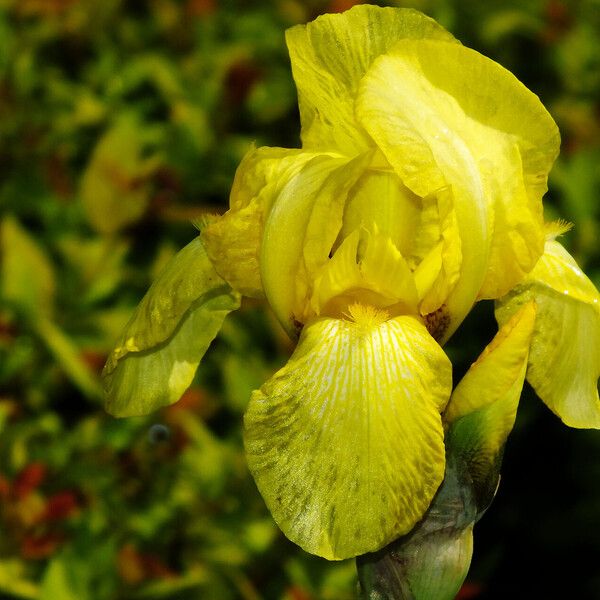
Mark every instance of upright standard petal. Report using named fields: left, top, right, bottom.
left=244, top=306, right=451, bottom=560
left=103, top=237, right=240, bottom=417
left=357, top=39, right=559, bottom=340
left=496, top=241, right=600, bottom=428
left=286, top=5, right=456, bottom=154
left=444, top=302, right=536, bottom=511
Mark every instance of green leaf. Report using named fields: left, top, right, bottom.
left=79, top=115, right=159, bottom=234
left=102, top=236, right=240, bottom=417
left=35, top=317, right=103, bottom=400
left=0, top=559, right=39, bottom=599
left=56, top=236, right=129, bottom=305
left=41, top=555, right=91, bottom=600
left=1, top=215, right=55, bottom=318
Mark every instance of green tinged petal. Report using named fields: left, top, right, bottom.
left=103, top=236, right=240, bottom=417
left=244, top=308, right=451, bottom=560
left=496, top=241, right=600, bottom=429
left=357, top=457, right=475, bottom=600
left=356, top=39, right=559, bottom=340
left=286, top=5, right=456, bottom=154
left=445, top=302, right=536, bottom=511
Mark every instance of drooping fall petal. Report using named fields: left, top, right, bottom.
left=496, top=241, right=600, bottom=428
left=103, top=237, right=240, bottom=416
left=356, top=39, right=559, bottom=340
left=244, top=307, right=452, bottom=560
left=286, top=5, right=457, bottom=154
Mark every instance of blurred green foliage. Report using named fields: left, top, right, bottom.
left=0, top=0, right=599, bottom=598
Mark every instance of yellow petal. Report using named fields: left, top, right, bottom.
left=411, top=187, right=462, bottom=316
left=103, top=237, right=240, bottom=416
left=356, top=39, right=559, bottom=339
left=202, top=146, right=321, bottom=297
left=338, top=166, right=421, bottom=259
left=260, top=153, right=371, bottom=336
left=496, top=241, right=600, bottom=428
left=445, top=301, right=536, bottom=424
left=286, top=5, right=456, bottom=154
left=311, top=228, right=418, bottom=317
left=444, top=302, right=536, bottom=507
left=245, top=309, right=451, bottom=560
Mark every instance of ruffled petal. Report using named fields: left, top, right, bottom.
left=310, top=228, right=418, bottom=317
left=356, top=39, right=559, bottom=339
left=244, top=309, right=451, bottom=560
left=286, top=5, right=456, bottom=154
left=496, top=241, right=600, bottom=428
left=103, top=237, right=240, bottom=416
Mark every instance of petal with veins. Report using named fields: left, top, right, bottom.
left=103, top=237, right=240, bottom=416
left=245, top=311, right=451, bottom=560
left=286, top=5, right=456, bottom=153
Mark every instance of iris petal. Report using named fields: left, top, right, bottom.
left=202, top=147, right=322, bottom=297
left=244, top=310, right=451, bottom=560
left=356, top=39, right=559, bottom=340
left=260, top=153, right=371, bottom=334
left=310, top=227, right=418, bottom=317
left=496, top=241, right=600, bottom=428
left=286, top=5, right=456, bottom=153
left=103, top=237, right=240, bottom=416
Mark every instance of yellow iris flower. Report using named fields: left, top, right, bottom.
left=103, top=5, right=600, bottom=561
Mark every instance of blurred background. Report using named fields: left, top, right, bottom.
left=0, top=0, right=599, bottom=598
